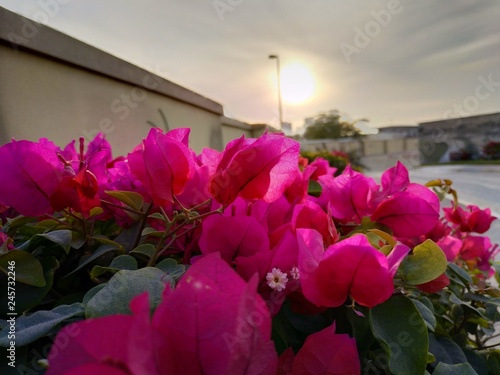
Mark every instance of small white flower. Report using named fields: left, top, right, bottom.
left=290, top=266, right=300, bottom=280
left=266, top=267, right=288, bottom=292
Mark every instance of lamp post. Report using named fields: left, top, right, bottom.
left=268, top=54, right=283, bottom=129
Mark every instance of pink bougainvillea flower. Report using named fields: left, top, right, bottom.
left=61, top=133, right=113, bottom=186
left=49, top=167, right=101, bottom=216
left=47, top=253, right=277, bottom=375
left=292, top=200, right=338, bottom=246
left=46, top=310, right=145, bottom=375
left=0, top=139, right=64, bottom=216
left=153, top=253, right=278, bottom=375
left=477, top=239, right=499, bottom=277
left=289, top=323, right=360, bottom=375
left=371, top=183, right=440, bottom=238
left=317, top=165, right=378, bottom=223
left=379, top=161, right=409, bottom=197
left=356, top=162, right=441, bottom=239
left=437, top=235, right=463, bottom=262
left=444, top=204, right=497, bottom=234
left=460, top=235, right=499, bottom=278
left=199, top=214, right=269, bottom=263
left=0, top=135, right=107, bottom=217
left=460, top=235, right=490, bottom=261
left=175, top=162, right=214, bottom=209
left=309, top=157, right=337, bottom=180
left=197, top=147, right=222, bottom=175
left=128, top=128, right=195, bottom=206
left=209, top=132, right=300, bottom=206
left=297, top=229, right=409, bottom=308
left=283, top=166, right=312, bottom=205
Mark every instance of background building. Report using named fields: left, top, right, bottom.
left=418, top=112, right=500, bottom=164
left=0, top=6, right=264, bottom=156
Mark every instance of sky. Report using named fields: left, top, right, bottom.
left=1, top=0, right=500, bottom=133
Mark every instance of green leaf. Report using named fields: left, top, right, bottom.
left=88, top=207, right=104, bottom=217
left=29, top=229, right=73, bottom=254
left=307, top=180, right=322, bottom=197
left=141, top=227, right=164, bottom=237
left=419, top=297, right=435, bottom=313
left=484, top=288, right=500, bottom=298
left=4, top=216, right=37, bottom=236
left=447, top=262, right=473, bottom=285
left=129, top=243, right=156, bottom=261
left=63, top=244, right=122, bottom=278
left=156, top=258, right=187, bottom=280
left=82, top=284, right=106, bottom=306
left=281, top=302, right=329, bottom=335
left=487, top=351, right=500, bottom=374
left=463, top=348, right=489, bottom=375
left=105, top=190, right=144, bottom=211
left=148, top=213, right=167, bottom=221
left=400, top=239, right=447, bottom=285
left=368, top=229, right=396, bottom=246
left=428, top=334, right=467, bottom=367
left=370, top=295, right=429, bottom=375
left=0, top=250, right=45, bottom=287
left=0, top=256, right=57, bottom=316
left=0, top=303, right=84, bottom=348
left=90, top=235, right=125, bottom=252
left=85, top=267, right=172, bottom=318
left=433, top=362, right=478, bottom=375
left=378, top=244, right=393, bottom=256
left=412, top=299, right=437, bottom=332
left=90, top=255, right=138, bottom=279
left=347, top=306, right=374, bottom=356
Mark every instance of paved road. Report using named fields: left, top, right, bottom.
left=409, top=165, right=500, bottom=248
left=367, top=164, right=500, bottom=246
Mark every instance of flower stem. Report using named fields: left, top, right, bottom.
left=132, top=202, right=153, bottom=250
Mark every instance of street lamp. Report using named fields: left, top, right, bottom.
left=268, top=54, right=283, bottom=129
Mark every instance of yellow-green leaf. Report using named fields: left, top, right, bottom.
left=105, top=190, right=144, bottom=211
left=400, top=239, right=447, bottom=285
left=368, top=229, right=396, bottom=246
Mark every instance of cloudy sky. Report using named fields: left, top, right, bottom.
left=1, top=0, right=500, bottom=133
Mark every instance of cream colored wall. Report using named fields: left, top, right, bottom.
left=0, top=45, right=223, bottom=156
left=363, top=140, right=385, bottom=156
left=221, top=125, right=252, bottom=146
left=386, top=139, right=405, bottom=153
left=300, top=137, right=421, bottom=171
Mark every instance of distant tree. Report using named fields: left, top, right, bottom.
left=303, top=110, right=363, bottom=140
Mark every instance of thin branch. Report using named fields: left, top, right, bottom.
left=132, top=202, right=153, bottom=249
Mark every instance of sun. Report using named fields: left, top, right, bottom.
left=280, top=62, right=316, bottom=104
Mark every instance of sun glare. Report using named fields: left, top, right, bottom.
left=280, top=62, right=315, bottom=104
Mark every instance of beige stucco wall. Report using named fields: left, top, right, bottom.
left=300, top=137, right=420, bottom=171
left=221, top=125, right=251, bottom=146
left=363, top=140, right=385, bottom=156
left=0, top=45, right=223, bottom=156
left=386, top=139, right=405, bottom=154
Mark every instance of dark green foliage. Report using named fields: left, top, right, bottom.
left=303, top=110, right=362, bottom=140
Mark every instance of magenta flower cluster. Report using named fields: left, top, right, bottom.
left=0, top=128, right=497, bottom=374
